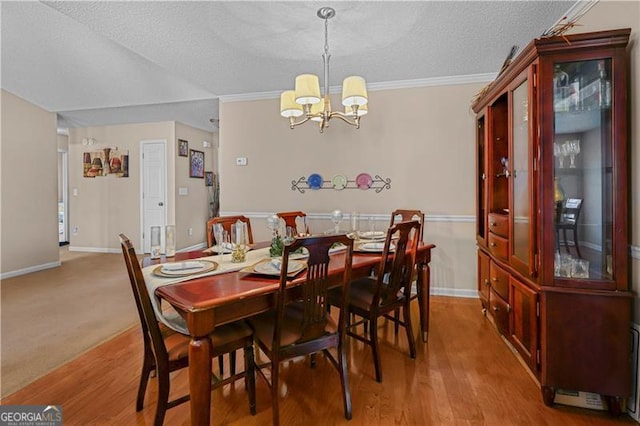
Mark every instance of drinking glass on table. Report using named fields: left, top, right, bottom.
left=350, top=212, right=359, bottom=237
left=330, top=210, right=343, bottom=235
left=367, top=216, right=376, bottom=235
left=230, top=221, right=249, bottom=263
left=213, top=223, right=224, bottom=263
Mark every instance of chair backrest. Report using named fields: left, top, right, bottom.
left=374, top=220, right=421, bottom=309
left=389, top=209, right=425, bottom=241
left=560, top=198, right=582, bottom=225
left=119, top=234, right=168, bottom=361
left=206, top=215, right=254, bottom=247
left=274, top=234, right=353, bottom=348
left=276, top=211, right=308, bottom=234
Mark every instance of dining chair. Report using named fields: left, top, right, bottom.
left=276, top=211, right=309, bottom=235
left=247, top=234, right=354, bottom=426
left=119, top=234, right=256, bottom=426
left=331, top=220, right=420, bottom=382
left=389, top=209, right=425, bottom=333
left=206, top=215, right=254, bottom=247
left=555, top=198, right=583, bottom=258
left=205, top=215, right=254, bottom=375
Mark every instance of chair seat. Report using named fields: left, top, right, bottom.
left=248, top=302, right=338, bottom=352
left=161, top=321, right=253, bottom=362
left=331, top=277, right=405, bottom=313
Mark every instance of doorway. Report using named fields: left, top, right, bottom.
left=140, top=140, right=167, bottom=253
left=58, top=150, right=68, bottom=245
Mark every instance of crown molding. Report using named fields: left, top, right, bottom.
left=219, top=73, right=497, bottom=103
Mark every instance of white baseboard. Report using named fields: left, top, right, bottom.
left=68, top=246, right=121, bottom=254
left=0, top=261, right=62, bottom=280
left=431, top=287, right=479, bottom=299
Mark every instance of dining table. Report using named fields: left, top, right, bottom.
left=144, top=239, right=435, bottom=425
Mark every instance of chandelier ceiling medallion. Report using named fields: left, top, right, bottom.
left=280, top=6, right=368, bottom=133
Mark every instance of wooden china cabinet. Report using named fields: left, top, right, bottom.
left=473, top=29, right=631, bottom=413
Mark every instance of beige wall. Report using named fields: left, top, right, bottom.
left=219, top=83, right=483, bottom=296
left=1, top=90, right=58, bottom=275
left=174, top=122, right=215, bottom=248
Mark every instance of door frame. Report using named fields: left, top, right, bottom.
left=139, top=139, right=168, bottom=252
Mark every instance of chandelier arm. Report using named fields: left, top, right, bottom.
left=288, top=111, right=325, bottom=129
left=328, top=111, right=361, bottom=128
left=288, top=116, right=312, bottom=129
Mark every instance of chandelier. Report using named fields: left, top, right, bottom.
left=280, top=7, right=368, bottom=133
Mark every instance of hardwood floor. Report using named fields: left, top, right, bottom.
left=2, top=296, right=635, bottom=425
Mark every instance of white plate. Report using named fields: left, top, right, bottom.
left=253, top=259, right=306, bottom=276
left=359, top=242, right=395, bottom=253
left=329, top=243, right=348, bottom=253
left=358, top=231, right=386, bottom=240
left=153, top=260, right=217, bottom=277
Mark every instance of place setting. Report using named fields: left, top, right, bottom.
left=242, top=257, right=307, bottom=278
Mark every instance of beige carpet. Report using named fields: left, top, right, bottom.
left=1, top=247, right=138, bottom=397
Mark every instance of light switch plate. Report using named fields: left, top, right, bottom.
left=236, top=157, right=247, bottom=166
left=178, top=187, right=188, bottom=196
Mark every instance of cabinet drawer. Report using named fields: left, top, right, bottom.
left=489, top=288, right=509, bottom=336
left=488, top=233, right=508, bottom=261
left=488, top=213, right=508, bottom=238
left=489, top=261, right=509, bottom=301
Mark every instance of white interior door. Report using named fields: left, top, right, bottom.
left=141, top=140, right=167, bottom=253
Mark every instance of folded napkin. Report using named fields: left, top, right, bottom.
left=270, top=259, right=283, bottom=270
left=162, top=261, right=203, bottom=272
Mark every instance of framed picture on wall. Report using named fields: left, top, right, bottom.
left=189, top=149, right=204, bottom=178
left=205, top=171, right=213, bottom=186
left=178, top=139, right=188, bottom=157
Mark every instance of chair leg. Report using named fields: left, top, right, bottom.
left=393, top=308, right=400, bottom=335
left=370, top=316, right=382, bottom=382
left=271, top=361, right=280, bottom=426
left=310, top=352, right=317, bottom=368
left=403, top=302, right=416, bottom=359
left=338, top=339, right=352, bottom=420
left=136, top=346, right=154, bottom=411
left=154, top=366, right=170, bottom=426
left=218, top=355, right=225, bottom=376
left=245, top=345, right=257, bottom=415
left=573, top=228, right=582, bottom=258
left=230, top=351, right=237, bottom=376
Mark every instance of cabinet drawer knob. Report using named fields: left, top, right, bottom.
left=490, top=242, right=497, bottom=247
left=490, top=222, right=497, bottom=227
left=492, top=306, right=500, bottom=312
left=484, top=279, right=490, bottom=285
left=492, top=277, right=498, bottom=282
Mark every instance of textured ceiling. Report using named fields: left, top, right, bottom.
left=1, top=1, right=576, bottom=132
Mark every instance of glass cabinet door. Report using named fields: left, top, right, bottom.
left=510, top=78, right=532, bottom=272
left=552, top=58, right=613, bottom=281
